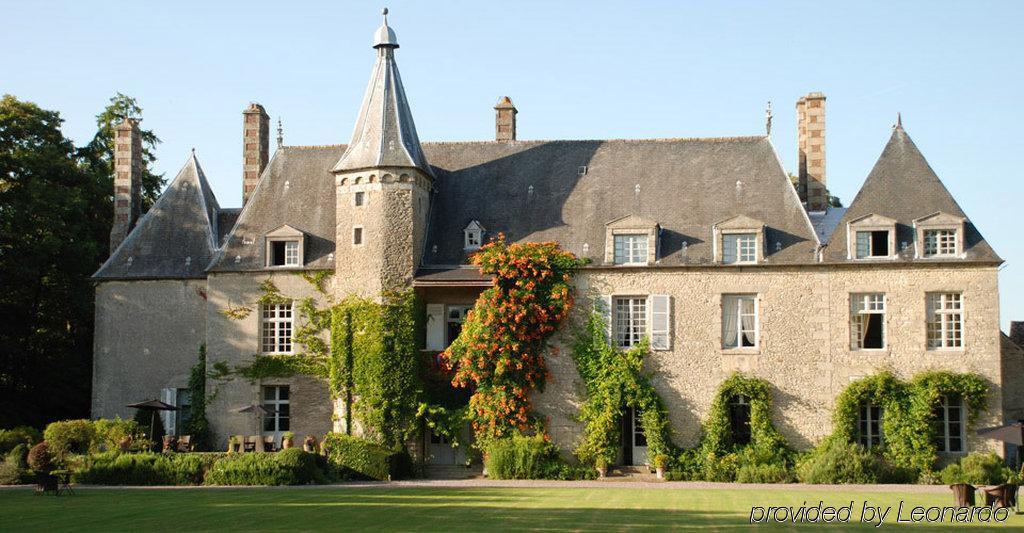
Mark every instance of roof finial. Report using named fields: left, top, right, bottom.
left=895, top=112, right=903, bottom=129
left=765, top=100, right=773, bottom=136
left=373, top=7, right=399, bottom=48
left=382, top=7, right=388, bottom=23
left=277, top=117, right=284, bottom=148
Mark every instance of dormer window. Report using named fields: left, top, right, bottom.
left=713, top=215, right=765, bottom=265
left=604, top=215, right=659, bottom=266
left=846, top=214, right=897, bottom=260
left=914, top=212, right=965, bottom=258
left=855, top=230, right=890, bottom=259
left=265, top=225, right=305, bottom=268
left=464, top=220, right=485, bottom=251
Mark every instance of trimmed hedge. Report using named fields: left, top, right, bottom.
left=43, top=420, right=96, bottom=456
left=484, top=434, right=595, bottom=480
left=322, top=433, right=405, bottom=481
left=204, top=449, right=325, bottom=486
left=939, top=452, right=1019, bottom=486
left=0, top=427, right=41, bottom=456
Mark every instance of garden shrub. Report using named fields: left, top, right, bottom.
left=204, top=448, right=325, bottom=486
left=939, top=452, right=1018, bottom=486
left=484, top=434, right=586, bottom=480
left=0, top=444, right=29, bottom=485
left=93, top=418, right=143, bottom=452
left=44, top=419, right=97, bottom=457
left=74, top=452, right=226, bottom=485
left=0, top=426, right=42, bottom=455
left=322, top=433, right=403, bottom=481
left=27, top=441, right=54, bottom=474
left=795, top=439, right=910, bottom=484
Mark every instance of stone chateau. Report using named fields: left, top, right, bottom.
left=92, top=11, right=1023, bottom=465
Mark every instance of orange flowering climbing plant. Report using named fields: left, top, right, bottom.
left=440, top=235, right=584, bottom=443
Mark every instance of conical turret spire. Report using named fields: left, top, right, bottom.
left=333, top=8, right=432, bottom=176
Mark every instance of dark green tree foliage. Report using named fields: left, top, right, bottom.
left=83, top=92, right=164, bottom=210
left=184, top=345, right=212, bottom=450
left=0, top=95, right=110, bottom=428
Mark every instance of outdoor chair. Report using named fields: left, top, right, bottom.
left=982, top=484, right=1019, bottom=509
left=263, top=436, right=276, bottom=452
left=34, top=473, right=57, bottom=495
left=176, top=435, right=192, bottom=452
left=950, top=483, right=976, bottom=506
left=162, top=435, right=177, bottom=452
left=244, top=435, right=258, bottom=452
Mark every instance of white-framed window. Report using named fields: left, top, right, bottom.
left=933, top=395, right=965, bottom=453
left=858, top=403, right=883, bottom=448
left=464, top=230, right=481, bottom=250
left=614, top=296, right=647, bottom=349
left=260, top=303, right=293, bottom=354
left=923, top=229, right=957, bottom=257
left=722, top=294, right=757, bottom=349
left=850, top=293, right=886, bottom=350
left=268, top=240, right=300, bottom=267
left=613, top=234, right=648, bottom=265
left=446, top=305, right=472, bottom=345
left=354, top=191, right=366, bottom=207
left=855, top=230, right=890, bottom=259
left=722, top=233, right=757, bottom=264
left=262, top=385, right=290, bottom=434
left=353, top=226, right=363, bottom=246
left=927, top=292, right=963, bottom=349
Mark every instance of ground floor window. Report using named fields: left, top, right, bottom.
left=857, top=403, right=883, bottom=448
left=175, top=388, right=191, bottom=435
left=729, top=395, right=752, bottom=446
left=933, top=395, right=965, bottom=453
left=262, top=385, right=290, bottom=434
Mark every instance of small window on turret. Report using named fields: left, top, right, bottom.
left=354, top=191, right=365, bottom=207
left=353, top=227, right=364, bottom=246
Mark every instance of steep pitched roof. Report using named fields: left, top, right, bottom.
left=421, top=137, right=819, bottom=268
left=823, top=126, right=1000, bottom=263
left=94, top=153, right=220, bottom=279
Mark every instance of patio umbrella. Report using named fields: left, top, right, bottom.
left=126, top=399, right=178, bottom=448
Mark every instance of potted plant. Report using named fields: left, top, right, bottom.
left=282, top=432, right=295, bottom=449
left=595, top=457, right=608, bottom=479
left=653, top=454, right=670, bottom=480
left=118, top=435, right=132, bottom=452
left=303, top=435, right=317, bottom=453
left=227, top=436, right=240, bottom=454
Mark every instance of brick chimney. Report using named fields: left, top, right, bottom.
left=109, top=119, right=142, bottom=252
left=242, top=103, right=270, bottom=205
left=494, top=96, right=517, bottom=142
left=796, top=92, right=827, bottom=211
left=1011, top=321, right=1024, bottom=347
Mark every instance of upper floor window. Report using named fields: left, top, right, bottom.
left=464, top=220, right=485, bottom=251
left=353, top=226, right=364, bottom=246
left=614, top=296, right=647, bottom=349
left=613, top=234, right=648, bottom=265
left=855, top=230, right=890, bottom=259
left=927, top=292, right=963, bottom=349
left=923, top=229, right=957, bottom=257
left=933, top=395, right=965, bottom=453
left=260, top=303, right=293, bottom=354
left=850, top=293, right=886, bottom=350
left=603, top=294, right=671, bottom=351
left=858, top=403, right=883, bottom=448
left=354, top=191, right=366, bottom=207
left=265, top=225, right=305, bottom=268
left=722, top=294, right=757, bottom=349
left=722, top=233, right=757, bottom=264
left=446, top=305, right=472, bottom=345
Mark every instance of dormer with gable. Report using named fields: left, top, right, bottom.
left=604, top=215, right=659, bottom=266
left=264, top=224, right=306, bottom=268
left=845, top=213, right=897, bottom=260
left=713, top=215, right=766, bottom=264
left=913, top=211, right=966, bottom=259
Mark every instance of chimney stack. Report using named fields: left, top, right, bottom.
left=796, top=92, right=827, bottom=211
left=494, top=96, right=517, bottom=141
left=242, top=103, right=270, bottom=205
left=109, top=118, right=142, bottom=252
left=1011, top=321, right=1024, bottom=348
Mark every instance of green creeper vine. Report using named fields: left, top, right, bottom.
left=571, top=310, right=673, bottom=466
left=829, top=369, right=988, bottom=474
left=700, top=372, right=789, bottom=459
left=299, top=270, right=332, bottom=295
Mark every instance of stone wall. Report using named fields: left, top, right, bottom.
left=534, top=264, right=1003, bottom=457
left=205, top=272, right=333, bottom=450
left=92, top=280, right=207, bottom=420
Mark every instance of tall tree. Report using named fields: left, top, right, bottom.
left=85, top=92, right=164, bottom=210
left=0, top=95, right=110, bottom=428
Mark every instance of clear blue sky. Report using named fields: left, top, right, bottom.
left=4, top=1, right=1022, bottom=329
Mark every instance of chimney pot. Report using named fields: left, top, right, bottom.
left=109, top=118, right=142, bottom=252
left=242, top=103, right=270, bottom=205
left=796, top=92, right=827, bottom=212
left=494, top=96, right=517, bottom=142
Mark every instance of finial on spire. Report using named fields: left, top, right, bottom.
left=895, top=112, right=903, bottom=129
left=382, top=7, right=388, bottom=21
left=373, top=7, right=399, bottom=48
left=765, top=101, right=773, bottom=136
left=277, top=117, right=284, bottom=148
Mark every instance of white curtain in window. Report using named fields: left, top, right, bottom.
left=740, top=298, right=755, bottom=345
left=722, top=298, right=738, bottom=348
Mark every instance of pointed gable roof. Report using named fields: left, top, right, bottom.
left=332, top=13, right=432, bottom=176
left=94, top=153, right=221, bottom=279
left=823, top=125, right=1000, bottom=263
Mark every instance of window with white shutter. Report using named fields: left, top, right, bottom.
left=425, top=303, right=445, bottom=351
left=648, top=294, right=670, bottom=350
left=160, top=388, right=176, bottom=436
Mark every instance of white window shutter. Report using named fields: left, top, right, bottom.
left=649, top=294, right=671, bottom=351
left=160, top=388, right=177, bottom=436
left=425, top=304, right=445, bottom=351
left=598, top=295, right=613, bottom=345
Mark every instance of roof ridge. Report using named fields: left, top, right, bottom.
left=284, top=136, right=767, bottom=151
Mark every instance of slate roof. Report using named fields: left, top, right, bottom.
left=94, top=154, right=220, bottom=279
left=822, top=126, right=1000, bottom=263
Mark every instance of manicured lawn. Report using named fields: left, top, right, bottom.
left=0, top=485, right=1020, bottom=531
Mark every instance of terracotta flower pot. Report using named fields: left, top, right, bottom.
left=597, top=467, right=607, bottom=479
left=282, top=438, right=293, bottom=450
left=656, top=467, right=665, bottom=480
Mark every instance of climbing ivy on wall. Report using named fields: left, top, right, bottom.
left=571, top=311, right=673, bottom=465
left=700, top=372, right=789, bottom=458
left=441, top=237, right=584, bottom=445
left=829, top=369, right=988, bottom=474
